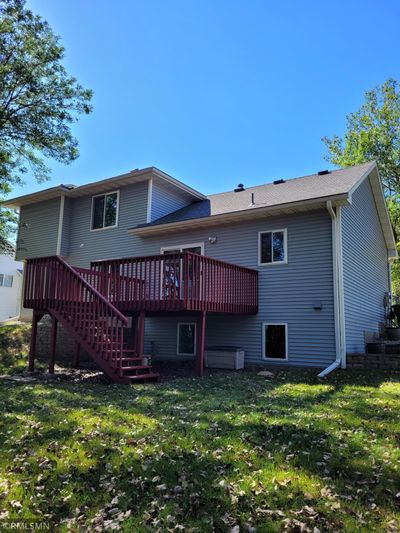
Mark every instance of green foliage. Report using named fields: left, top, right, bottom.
left=323, top=79, right=400, bottom=192
left=323, top=78, right=400, bottom=294
left=0, top=323, right=31, bottom=373
left=0, top=369, right=399, bottom=530
left=387, top=195, right=400, bottom=295
left=0, top=0, right=93, bottom=251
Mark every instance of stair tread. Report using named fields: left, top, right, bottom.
left=127, top=372, right=160, bottom=381
left=121, top=365, right=152, bottom=371
left=120, top=357, right=146, bottom=362
left=108, top=348, right=137, bottom=353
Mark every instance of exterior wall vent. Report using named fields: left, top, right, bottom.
left=234, top=184, right=245, bottom=192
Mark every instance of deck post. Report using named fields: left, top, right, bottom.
left=196, top=311, right=206, bottom=377
left=73, top=342, right=81, bottom=369
left=48, top=315, right=58, bottom=374
left=28, top=311, right=40, bottom=372
left=136, top=311, right=146, bottom=356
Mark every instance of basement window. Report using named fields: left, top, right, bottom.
left=91, top=191, right=119, bottom=230
left=262, top=323, right=288, bottom=360
left=177, top=323, right=196, bottom=356
left=258, top=229, right=287, bottom=265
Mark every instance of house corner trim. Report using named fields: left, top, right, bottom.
left=146, top=178, right=153, bottom=223
left=56, top=195, right=65, bottom=256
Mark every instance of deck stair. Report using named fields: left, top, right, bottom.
left=24, top=256, right=159, bottom=384
left=25, top=252, right=259, bottom=379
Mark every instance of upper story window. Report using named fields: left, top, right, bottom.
left=258, top=229, right=287, bottom=265
left=0, top=274, right=13, bottom=288
left=91, top=191, right=119, bottom=231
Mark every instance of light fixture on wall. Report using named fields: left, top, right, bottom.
left=208, top=237, right=217, bottom=244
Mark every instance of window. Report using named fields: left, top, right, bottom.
left=177, top=323, right=196, bottom=355
left=160, top=243, right=204, bottom=255
left=161, top=243, right=204, bottom=300
left=0, top=274, right=13, bottom=288
left=262, top=323, right=288, bottom=360
left=91, top=191, right=119, bottom=230
left=259, top=229, right=287, bottom=265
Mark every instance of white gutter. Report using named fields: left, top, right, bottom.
left=130, top=194, right=351, bottom=236
left=336, top=204, right=346, bottom=369
left=318, top=201, right=346, bottom=378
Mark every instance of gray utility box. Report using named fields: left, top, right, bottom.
left=205, top=346, right=245, bottom=370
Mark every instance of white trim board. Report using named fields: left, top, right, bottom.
left=160, top=242, right=205, bottom=255
left=258, top=228, right=288, bottom=266
left=56, top=195, right=65, bottom=255
left=177, top=322, right=197, bottom=356
left=90, top=190, right=120, bottom=232
left=146, top=178, right=153, bottom=223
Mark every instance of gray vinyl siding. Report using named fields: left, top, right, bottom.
left=60, top=197, right=72, bottom=257
left=16, top=198, right=61, bottom=261
left=143, top=209, right=336, bottom=368
left=151, top=180, right=192, bottom=222
left=16, top=180, right=337, bottom=368
left=65, top=181, right=149, bottom=267
left=342, top=178, right=389, bottom=352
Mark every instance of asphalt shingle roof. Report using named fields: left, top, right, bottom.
left=138, top=161, right=375, bottom=228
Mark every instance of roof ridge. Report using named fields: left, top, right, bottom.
left=206, top=161, right=375, bottom=198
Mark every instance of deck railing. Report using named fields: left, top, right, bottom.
left=24, top=256, right=128, bottom=371
left=90, top=252, right=258, bottom=314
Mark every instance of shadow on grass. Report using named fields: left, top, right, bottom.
left=0, top=368, right=399, bottom=529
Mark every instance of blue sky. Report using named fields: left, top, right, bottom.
left=15, top=0, right=400, bottom=197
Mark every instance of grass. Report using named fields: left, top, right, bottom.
left=0, top=354, right=399, bottom=532
left=0, top=323, right=35, bottom=374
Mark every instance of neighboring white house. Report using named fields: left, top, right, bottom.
left=0, top=253, right=23, bottom=322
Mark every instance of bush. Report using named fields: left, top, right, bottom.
left=0, top=324, right=31, bottom=373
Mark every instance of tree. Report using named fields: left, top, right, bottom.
left=387, top=194, right=400, bottom=296
left=323, top=78, right=400, bottom=193
left=0, top=0, right=92, bottom=251
left=323, top=78, right=400, bottom=294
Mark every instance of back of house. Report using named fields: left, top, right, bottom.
left=4, top=161, right=396, bottom=379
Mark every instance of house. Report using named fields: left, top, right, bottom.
left=3, top=161, right=396, bottom=382
left=0, top=251, right=23, bottom=322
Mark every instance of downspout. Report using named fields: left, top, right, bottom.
left=336, top=204, right=347, bottom=368
left=318, top=201, right=346, bottom=377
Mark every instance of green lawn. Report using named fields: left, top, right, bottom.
left=0, top=354, right=399, bottom=531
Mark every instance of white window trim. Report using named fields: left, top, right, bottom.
left=160, top=242, right=205, bottom=255
left=177, top=322, right=197, bottom=356
left=90, top=190, right=120, bottom=232
left=258, top=229, right=288, bottom=266
left=262, top=322, right=288, bottom=361
left=0, top=274, right=13, bottom=288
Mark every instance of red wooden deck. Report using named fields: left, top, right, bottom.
left=24, top=254, right=258, bottom=382
left=88, top=252, right=258, bottom=315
